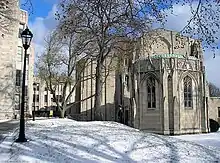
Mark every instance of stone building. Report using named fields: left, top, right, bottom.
left=208, top=96, right=220, bottom=125
left=75, top=28, right=220, bottom=135
left=32, top=76, right=75, bottom=114
left=0, top=1, right=34, bottom=119
left=130, top=29, right=209, bottom=135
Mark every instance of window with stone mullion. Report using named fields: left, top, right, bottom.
left=147, top=77, right=156, bottom=108
left=147, top=86, right=151, bottom=108
left=184, top=76, right=192, bottom=108
left=152, top=86, right=156, bottom=108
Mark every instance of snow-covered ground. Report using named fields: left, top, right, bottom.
left=174, top=130, right=220, bottom=149
left=0, top=119, right=12, bottom=123
left=0, top=118, right=219, bottom=163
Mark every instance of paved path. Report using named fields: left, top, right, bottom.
left=0, top=120, right=19, bottom=141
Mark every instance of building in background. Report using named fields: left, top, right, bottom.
left=0, top=1, right=34, bottom=119
left=75, top=29, right=220, bottom=135
left=32, top=76, right=75, bottom=115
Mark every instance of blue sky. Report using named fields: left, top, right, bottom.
left=20, top=0, right=58, bottom=57
left=20, top=0, right=57, bottom=22
left=21, top=1, right=220, bottom=87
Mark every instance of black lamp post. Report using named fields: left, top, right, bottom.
left=33, top=83, right=37, bottom=121
left=15, top=27, right=33, bottom=143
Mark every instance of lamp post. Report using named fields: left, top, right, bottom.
left=33, top=83, right=37, bottom=121
left=15, top=27, right=33, bottom=143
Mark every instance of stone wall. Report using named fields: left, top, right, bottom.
left=0, top=1, right=19, bottom=119
left=79, top=57, right=117, bottom=121
left=132, top=29, right=208, bottom=135
left=208, top=97, right=220, bottom=124
left=140, top=29, right=202, bottom=59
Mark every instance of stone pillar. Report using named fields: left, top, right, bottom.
left=173, top=68, right=180, bottom=134
left=162, top=70, right=170, bottom=135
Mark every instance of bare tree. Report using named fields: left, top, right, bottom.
left=209, top=82, right=220, bottom=97
left=57, top=0, right=164, bottom=120
left=176, top=0, right=220, bottom=53
left=57, top=0, right=220, bottom=120
left=37, top=30, right=95, bottom=118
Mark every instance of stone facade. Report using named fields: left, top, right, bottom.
left=208, top=97, right=220, bottom=124
left=0, top=2, right=34, bottom=119
left=74, top=58, right=118, bottom=121
left=32, top=77, right=75, bottom=113
left=130, top=29, right=210, bottom=134
left=76, top=29, right=218, bottom=135
left=0, top=0, right=19, bottom=119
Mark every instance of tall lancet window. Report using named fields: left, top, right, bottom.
left=184, top=76, right=193, bottom=108
left=147, top=77, right=156, bottom=108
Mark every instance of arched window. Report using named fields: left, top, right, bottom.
left=147, top=77, right=156, bottom=108
left=184, top=76, right=192, bottom=108
left=190, top=42, right=199, bottom=58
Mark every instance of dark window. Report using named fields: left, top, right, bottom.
left=184, top=76, right=193, bottom=108
left=33, top=94, right=39, bottom=102
left=190, top=42, right=199, bottom=58
left=37, top=85, right=39, bottom=91
left=36, top=95, right=39, bottom=102
left=125, top=58, right=129, bottom=66
left=51, top=98, right=56, bottom=102
left=16, top=70, right=21, bottom=86
left=59, top=96, right=62, bottom=102
left=44, top=95, right=48, bottom=102
left=33, top=94, right=35, bottom=102
left=25, top=86, right=28, bottom=96
left=15, top=104, right=20, bottom=110
left=147, top=77, right=156, bottom=108
left=218, top=107, right=220, bottom=118
left=56, top=95, right=62, bottom=102
left=45, top=87, right=48, bottom=91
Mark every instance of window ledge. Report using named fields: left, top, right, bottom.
left=147, top=108, right=157, bottom=110
left=184, top=107, right=193, bottom=110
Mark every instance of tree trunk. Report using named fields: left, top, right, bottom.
left=94, top=61, right=103, bottom=120
left=58, top=104, right=65, bottom=118
left=60, top=109, right=65, bottom=118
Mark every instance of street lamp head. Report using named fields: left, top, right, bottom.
left=21, top=27, right=33, bottom=50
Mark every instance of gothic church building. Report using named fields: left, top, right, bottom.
left=74, top=29, right=218, bottom=135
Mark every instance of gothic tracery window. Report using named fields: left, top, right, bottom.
left=190, top=42, right=199, bottom=58
left=147, top=77, right=156, bottom=108
left=184, top=76, right=193, bottom=108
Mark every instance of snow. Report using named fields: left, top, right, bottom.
left=0, top=119, right=12, bottom=123
left=174, top=131, right=220, bottom=149
left=0, top=118, right=219, bottom=163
